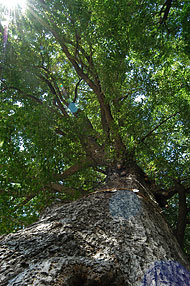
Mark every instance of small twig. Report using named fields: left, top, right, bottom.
left=140, top=112, right=179, bottom=143
left=13, top=194, right=36, bottom=211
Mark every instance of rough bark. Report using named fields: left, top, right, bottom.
left=0, top=168, right=189, bottom=286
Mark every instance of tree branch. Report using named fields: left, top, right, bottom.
left=48, top=27, right=116, bottom=136
left=140, top=112, right=179, bottom=143
left=73, top=78, right=82, bottom=103
left=39, top=74, right=69, bottom=117
left=55, top=157, right=95, bottom=180
left=38, top=65, right=69, bottom=104
left=34, top=3, right=127, bottom=156
left=159, top=0, right=173, bottom=24
left=38, top=68, right=105, bottom=158
left=1, top=86, right=43, bottom=104
left=13, top=194, right=36, bottom=211
left=1, top=85, right=69, bottom=138
left=54, top=128, right=66, bottom=136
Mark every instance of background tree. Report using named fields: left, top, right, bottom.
left=0, top=0, right=190, bottom=254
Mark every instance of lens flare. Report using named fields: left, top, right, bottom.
left=0, top=0, right=27, bottom=50
left=0, top=0, right=26, bottom=10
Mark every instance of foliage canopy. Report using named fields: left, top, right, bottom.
left=0, top=0, right=190, bottom=251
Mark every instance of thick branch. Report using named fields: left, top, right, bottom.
left=159, top=0, right=173, bottom=24
left=55, top=36, right=125, bottom=154
left=48, top=28, right=116, bottom=136
left=55, top=158, right=95, bottom=180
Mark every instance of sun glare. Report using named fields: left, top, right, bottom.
left=0, top=0, right=27, bottom=48
left=0, top=0, right=26, bottom=10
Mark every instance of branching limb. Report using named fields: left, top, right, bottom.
left=35, top=3, right=127, bottom=156
left=49, top=28, right=115, bottom=135
left=154, top=187, right=177, bottom=208
left=39, top=68, right=104, bottom=156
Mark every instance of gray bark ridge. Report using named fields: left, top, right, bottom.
left=0, top=176, right=190, bottom=285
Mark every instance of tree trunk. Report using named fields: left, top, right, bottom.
left=0, top=165, right=189, bottom=286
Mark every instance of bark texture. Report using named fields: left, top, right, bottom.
left=0, top=171, right=189, bottom=286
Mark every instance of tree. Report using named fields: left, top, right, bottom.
left=0, top=0, right=190, bottom=284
